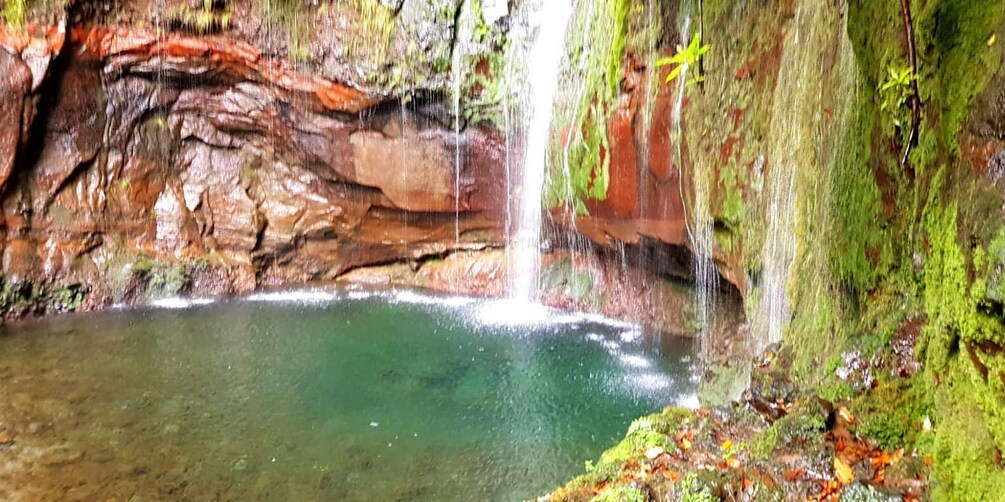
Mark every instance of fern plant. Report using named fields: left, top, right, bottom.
left=879, top=66, right=918, bottom=127
left=657, top=33, right=710, bottom=87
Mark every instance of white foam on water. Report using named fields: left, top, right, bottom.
left=618, top=329, right=643, bottom=344
left=389, top=290, right=476, bottom=308
left=150, top=297, right=215, bottom=309
left=677, top=394, right=701, bottom=410
left=618, top=354, right=651, bottom=369
left=474, top=298, right=555, bottom=326
left=601, top=340, right=621, bottom=353
left=634, top=373, right=672, bottom=391
left=345, top=290, right=375, bottom=301
left=245, top=290, right=337, bottom=304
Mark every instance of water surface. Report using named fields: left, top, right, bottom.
left=0, top=288, right=695, bottom=501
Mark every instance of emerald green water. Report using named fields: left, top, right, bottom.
left=0, top=289, right=695, bottom=501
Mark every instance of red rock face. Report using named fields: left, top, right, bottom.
left=553, top=57, right=740, bottom=289
left=0, top=50, right=32, bottom=191
left=0, top=23, right=511, bottom=306
left=0, top=13, right=735, bottom=316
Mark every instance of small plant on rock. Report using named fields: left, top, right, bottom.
left=879, top=66, right=918, bottom=127
left=657, top=33, right=710, bottom=87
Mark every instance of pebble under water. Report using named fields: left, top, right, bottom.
left=0, top=288, right=696, bottom=501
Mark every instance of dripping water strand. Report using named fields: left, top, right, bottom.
left=451, top=0, right=472, bottom=247
left=559, top=0, right=599, bottom=227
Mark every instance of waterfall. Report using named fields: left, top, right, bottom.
left=638, top=0, right=661, bottom=168
left=670, top=3, right=718, bottom=363
left=755, top=0, right=830, bottom=348
left=451, top=0, right=473, bottom=247
left=508, top=0, right=574, bottom=303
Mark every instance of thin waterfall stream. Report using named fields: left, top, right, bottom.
left=755, top=0, right=827, bottom=349
left=671, top=4, right=718, bottom=364
left=451, top=0, right=472, bottom=247
left=508, top=0, right=575, bottom=303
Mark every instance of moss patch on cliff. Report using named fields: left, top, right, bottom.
left=545, top=0, right=636, bottom=212
left=807, top=0, right=1005, bottom=498
left=1, top=0, right=27, bottom=28
left=0, top=276, right=88, bottom=318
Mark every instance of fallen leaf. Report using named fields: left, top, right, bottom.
left=871, top=452, right=892, bottom=467
left=872, top=466, right=886, bottom=484
left=838, top=406, right=855, bottom=424
left=725, top=457, right=743, bottom=469
left=870, top=448, right=904, bottom=468
left=834, top=457, right=855, bottom=485
left=681, top=437, right=692, bottom=451
left=784, top=468, right=805, bottom=481
left=816, top=479, right=842, bottom=500
left=741, top=476, right=753, bottom=491
left=989, top=34, right=997, bottom=47
left=722, top=440, right=734, bottom=450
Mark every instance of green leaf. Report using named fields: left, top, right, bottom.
left=666, top=65, right=684, bottom=83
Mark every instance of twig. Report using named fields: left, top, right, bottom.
left=698, top=0, right=705, bottom=90
left=899, top=0, right=921, bottom=171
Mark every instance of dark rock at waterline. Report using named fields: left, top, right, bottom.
left=990, top=149, right=1005, bottom=180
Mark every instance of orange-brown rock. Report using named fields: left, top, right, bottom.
left=0, top=9, right=727, bottom=318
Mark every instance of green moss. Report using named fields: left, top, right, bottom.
left=105, top=253, right=195, bottom=302
left=584, top=408, right=691, bottom=480
left=168, top=0, right=233, bottom=34
left=925, top=358, right=1005, bottom=500
left=2, top=0, right=26, bottom=28
left=457, top=0, right=511, bottom=127
left=592, top=484, right=645, bottom=502
left=677, top=472, right=716, bottom=502
left=546, top=0, right=636, bottom=212
left=920, top=175, right=1005, bottom=357
left=743, top=423, right=779, bottom=461
left=592, top=414, right=674, bottom=479
left=853, top=376, right=932, bottom=450
left=0, top=276, right=40, bottom=315
left=773, top=401, right=826, bottom=444
left=982, top=228, right=1005, bottom=303
left=919, top=0, right=1005, bottom=155
left=830, top=99, right=890, bottom=292
left=144, top=261, right=191, bottom=300
left=47, top=284, right=86, bottom=313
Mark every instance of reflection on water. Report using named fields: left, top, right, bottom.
left=0, top=288, right=695, bottom=501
